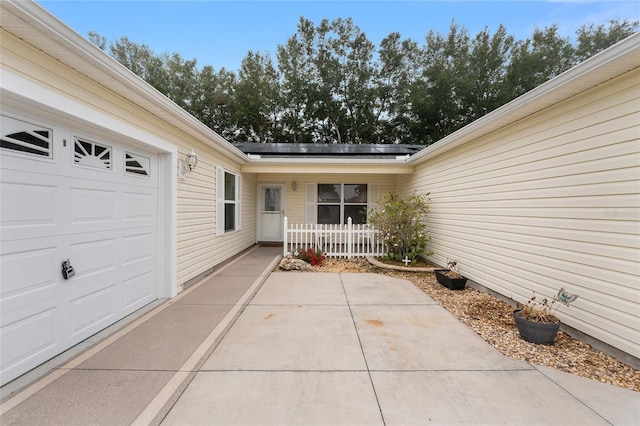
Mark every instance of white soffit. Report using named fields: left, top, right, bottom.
left=241, top=159, right=415, bottom=175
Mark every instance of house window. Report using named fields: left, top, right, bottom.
left=224, top=171, right=236, bottom=232
left=317, top=183, right=367, bottom=224
left=216, top=167, right=242, bottom=235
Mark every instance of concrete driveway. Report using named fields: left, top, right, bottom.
left=163, top=271, right=639, bottom=425
left=2, top=246, right=638, bottom=425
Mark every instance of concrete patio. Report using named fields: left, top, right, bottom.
left=1, top=246, right=638, bottom=425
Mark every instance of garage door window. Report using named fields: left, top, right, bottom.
left=0, top=115, right=52, bottom=158
left=125, top=151, right=150, bottom=177
left=74, top=138, right=112, bottom=170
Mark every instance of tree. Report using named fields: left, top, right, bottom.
left=88, top=31, right=106, bottom=50
left=283, top=17, right=377, bottom=144
left=277, top=31, right=316, bottom=143
left=506, top=26, right=574, bottom=98
left=234, top=51, right=280, bottom=143
left=575, top=19, right=639, bottom=62
left=331, top=18, right=377, bottom=144
left=108, top=36, right=163, bottom=83
left=192, top=65, right=237, bottom=140
left=88, top=18, right=635, bottom=146
left=375, top=33, right=421, bottom=144
left=410, top=23, right=471, bottom=144
left=461, top=25, right=514, bottom=122
left=163, top=52, right=199, bottom=110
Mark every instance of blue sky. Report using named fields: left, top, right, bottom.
left=37, top=1, right=640, bottom=71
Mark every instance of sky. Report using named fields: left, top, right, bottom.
left=36, top=1, right=640, bottom=71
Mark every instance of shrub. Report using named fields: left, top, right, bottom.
left=296, top=247, right=326, bottom=266
left=368, top=192, right=431, bottom=262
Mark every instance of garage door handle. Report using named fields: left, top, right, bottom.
left=61, top=259, right=76, bottom=279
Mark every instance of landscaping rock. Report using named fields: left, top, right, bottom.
left=278, top=257, right=311, bottom=271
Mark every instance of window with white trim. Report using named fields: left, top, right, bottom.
left=317, top=183, right=368, bottom=225
left=216, top=167, right=242, bottom=234
left=224, top=171, right=236, bottom=231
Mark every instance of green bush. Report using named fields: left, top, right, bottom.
left=368, top=193, right=431, bottom=262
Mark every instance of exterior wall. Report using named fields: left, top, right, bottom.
left=176, top=148, right=257, bottom=287
left=404, top=68, right=640, bottom=358
left=255, top=173, right=397, bottom=224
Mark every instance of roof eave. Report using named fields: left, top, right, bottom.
left=241, top=157, right=414, bottom=174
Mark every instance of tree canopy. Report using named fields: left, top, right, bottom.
left=89, top=19, right=638, bottom=145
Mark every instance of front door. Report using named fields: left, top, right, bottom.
left=258, top=184, right=285, bottom=242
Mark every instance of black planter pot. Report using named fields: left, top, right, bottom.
left=434, top=269, right=467, bottom=290
left=513, top=309, right=560, bottom=345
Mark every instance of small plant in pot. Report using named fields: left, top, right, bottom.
left=434, top=260, right=468, bottom=290
left=513, top=288, right=579, bottom=345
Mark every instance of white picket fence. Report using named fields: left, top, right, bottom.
left=283, top=216, right=387, bottom=258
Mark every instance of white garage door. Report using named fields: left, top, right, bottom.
left=1, top=114, right=159, bottom=385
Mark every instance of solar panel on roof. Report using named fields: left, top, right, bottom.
left=234, top=143, right=426, bottom=157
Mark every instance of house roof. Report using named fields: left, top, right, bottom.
left=2, top=0, right=639, bottom=170
left=234, top=143, right=426, bottom=159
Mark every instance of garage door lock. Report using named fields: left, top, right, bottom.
left=61, top=259, right=75, bottom=279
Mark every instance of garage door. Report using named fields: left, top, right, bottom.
left=1, top=114, right=159, bottom=385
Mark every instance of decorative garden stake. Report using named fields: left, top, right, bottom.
left=513, top=287, right=580, bottom=345
left=402, top=256, right=412, bottom=267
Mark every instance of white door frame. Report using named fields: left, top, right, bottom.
left=257, top=183, right=286, bottom=242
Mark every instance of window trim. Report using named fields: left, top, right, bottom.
left=312, top=183, right=374, bottom=225
left=216, top=167, right=242, bottom=235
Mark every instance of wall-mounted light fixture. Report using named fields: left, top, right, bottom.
left=178, top=150, right=198, bottom=179
left=291, top=180, right=298, bottom=192
left=185, top=150, right=198, bottom=171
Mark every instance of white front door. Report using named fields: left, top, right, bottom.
left=258, top=184, right=285, bottom=242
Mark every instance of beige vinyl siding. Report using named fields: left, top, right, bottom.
left=176, top=151, right=257, bottom=287
left=256, top=173, right=397, bottom=224
left=3, top=32, right=256, bottom=292
left=404, top=68, right=640, bottom=358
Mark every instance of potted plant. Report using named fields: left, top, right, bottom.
left=513, top=288, right=579, bottom=345
left=434, top=260, right=467, bottom=290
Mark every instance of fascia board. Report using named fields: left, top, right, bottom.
left=241, top=158, right=414, bottom=174
left=2, top=0, right=248, bottom=163
left=409, top=32, right=640, bottom=165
